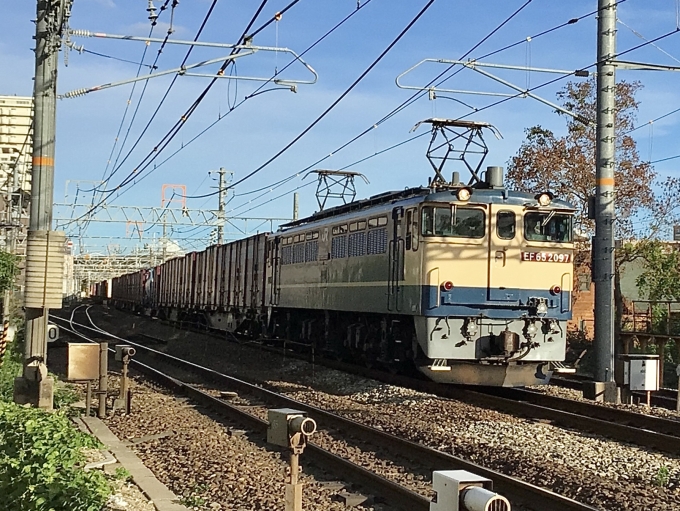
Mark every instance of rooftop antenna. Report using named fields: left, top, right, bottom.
left=411, top=118, right=502, bottom=188
left=306, top=170, right=369, bottom=211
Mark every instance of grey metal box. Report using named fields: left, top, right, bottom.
left=267, top=408, right=306, bottom=448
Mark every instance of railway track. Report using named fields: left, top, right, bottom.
left=318, top=361, right=680, bottom=456
left=51, top=311, right=598, bottom=511
left=551, top=374, right=679, bottom=410
left=58, top=307, right=680, bottom=455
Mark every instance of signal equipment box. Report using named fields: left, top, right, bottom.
left=619, top=354, right=659, bottom=391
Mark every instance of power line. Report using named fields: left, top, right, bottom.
left=73, top=0, right=375, bottom=206
left=78, top=48, right=157, bottom=68
left=649, top=153, right=680, bottom=164
left=71, top=0, right=644, bottom=226
left=91, top=0, right=539, bottom=205
left=86, top=0, right=432, bottom=225
left=222, top=22, right=680, bottom=217
left=127, top=0, right=576, bottom=206
left=221, top=0, right=436, bottom=193
left=74, top=0, right=276, bottom=222
left=90, top=0, right=219, bottom=195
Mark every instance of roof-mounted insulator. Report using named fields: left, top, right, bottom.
left=147, top=0, right=159, bottom=24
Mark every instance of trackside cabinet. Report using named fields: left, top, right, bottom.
left=617, top=354, right=660, bottom=391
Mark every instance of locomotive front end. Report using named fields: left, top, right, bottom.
left=415, top=184, right=575, bottom=386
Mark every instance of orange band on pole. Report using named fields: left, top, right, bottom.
left=597, top=177, right=614, bottom=186
left=32, top=156, right=54, bottom=166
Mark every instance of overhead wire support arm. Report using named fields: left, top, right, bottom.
left=61, top=29, right=318, bottom=99
left=396, top=58, right=592, bottom=124
left=614, top=60, right=680, bottom=71
left=59, top=54, right=253, bottom=99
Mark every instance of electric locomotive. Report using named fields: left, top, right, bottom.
left=271, top=165, right=574, bottom=386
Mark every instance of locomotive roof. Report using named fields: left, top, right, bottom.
left=280, top=186, right=574, bottom=230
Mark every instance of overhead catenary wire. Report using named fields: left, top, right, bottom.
left=88, top=0, right=219, bottom=196
left=72, top=0, right=651, bottom=234
left=70, top=0, right=375, bottom=210
left=114, top=0, right=613, bottom=209
left=87, top=0, right=542, bottom=210
left=226, top=131, right=430, bottom=216
left=225, top=24, right=680, bottom=219
left=91, top=0, right=430, bottom=242
left=77, top=48, right=158, bottom=69
left=71, top=0, right=278, bottom=224
left=78, top=0, right=178, bottom=233
left=221, top=0, right=437, bottom=193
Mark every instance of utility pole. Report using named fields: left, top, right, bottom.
left=209, top=168, right=230, bottom=245
left=293, top=192, right=299, bottom=221
left=592, top=0, right=617, bottom=399
left=161, top=211, right=167, bottom=262
left=14, top=0, right=70, bottom=409
left=217, top=168, right=226, bottom=245
left=2, top=156, right=23, bottom=334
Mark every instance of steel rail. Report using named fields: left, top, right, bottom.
left=552, top=374, right=679, bottom=410
left=54, top=320, right=430, bottom=511
left=487, top=387, right=680, bottom=438
left=311, top=357, right=680, bottom=456
left=52, top=313, right=599, bottom=511
left=58, top=310, right=680, bottom=452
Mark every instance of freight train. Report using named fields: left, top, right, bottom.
left=101, top=166, right=575, bottom=386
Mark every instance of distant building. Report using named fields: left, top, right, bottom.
left=0, top=95, right=33, bottom=195
left=0, top=95, right=33, bottom=258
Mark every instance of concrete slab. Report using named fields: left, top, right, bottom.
left=81, top=416, right=190, bottom=511
left=337, top=491, right=371, bottom=507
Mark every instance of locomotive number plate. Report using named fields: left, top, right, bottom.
left=521, top=252, right=571, bottom=263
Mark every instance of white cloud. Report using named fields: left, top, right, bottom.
left=125, top=21, right=187, bottom=37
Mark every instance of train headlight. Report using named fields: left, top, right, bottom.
left=536, top=299, right=548, bottom=315
left=535, top=192, right=553, bottom=206
left=526, top=321, right=538, bottom=337
left=441, top=281, right=454, bottom=291
left=465, top=319, right=478, bottom=337
left=456, top=187, right=472, bottom=201
left=550, top=285, right=561, bottom=295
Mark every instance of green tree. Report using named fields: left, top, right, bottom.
left=0, top=250, right=17, bottom=295
left=635, top=241, right=680, bottom=302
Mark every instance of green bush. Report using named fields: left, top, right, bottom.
left=0, top=402, right=111, bottom=511
left=0, top=328, right=23, bottom=402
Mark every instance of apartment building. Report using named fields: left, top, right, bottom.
left=0, top=95, right=33, bottom=257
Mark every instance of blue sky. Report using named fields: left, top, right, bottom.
left=2, top=0, right=680, bottom=253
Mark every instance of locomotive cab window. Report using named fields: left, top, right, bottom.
left=496, top=211, right=516, bottom=240
left=524, top=212, right=572, bottom=242
left=422, top=206, right=485, bottom=239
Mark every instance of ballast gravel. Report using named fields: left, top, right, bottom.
left=90, top=306, right=680, bottom=510
left=104, top=378, right=378, bottom=511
